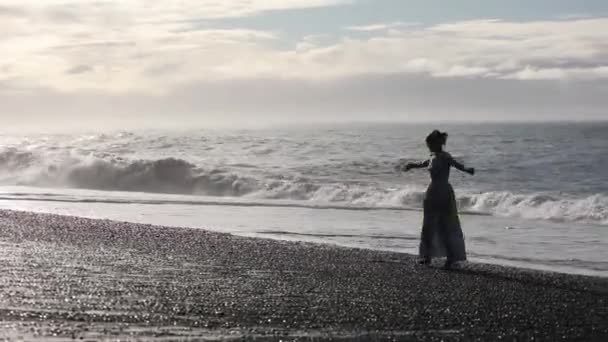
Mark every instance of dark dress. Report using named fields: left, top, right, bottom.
left=418, top=151, right=467, bottom=262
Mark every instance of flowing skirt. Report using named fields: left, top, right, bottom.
left=418, top=182, right=466, bottom=261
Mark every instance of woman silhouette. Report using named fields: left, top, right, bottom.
left=403, top=130, right=474, bottom=269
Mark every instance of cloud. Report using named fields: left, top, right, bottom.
left=0, top=3, right=285, bottom=93
left=0, top=1, right=607, bottom=96
left=66, top=65, right=93, bottom=75
left=16, top=0, right=352, bottom=21
left=0, top=5, right=26, bottom=17
left=344, top=22, right=418, bottom=32
left=2, top=73, right=606, bottom=132
left=290, top=18, right=608, bottom=81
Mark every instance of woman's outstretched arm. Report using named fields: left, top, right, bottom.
left=447, top=154, right=474, bottom=175
left=403, top=159, right=429, bottom=171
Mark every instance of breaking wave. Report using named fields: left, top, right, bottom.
left=0, top=148, right=606, bottom=225
left=0, top=149, right=258, bottom=196
left=458, top=192, right=608, bottom=225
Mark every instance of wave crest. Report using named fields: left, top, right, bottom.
left=460, top=191, right=608, bottom=224
left=0, top=150, right=259, bottom=196
left=0, top=148, right=606, bottom=225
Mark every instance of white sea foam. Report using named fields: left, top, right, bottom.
left=0, top=148, right=606, bottom=225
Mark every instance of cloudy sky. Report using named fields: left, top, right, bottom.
left=1, top=0, right=607, bottom=130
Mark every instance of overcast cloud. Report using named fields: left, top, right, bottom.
left=0, top=0, right=606, bottom=130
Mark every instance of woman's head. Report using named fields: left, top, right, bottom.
left=426, top=130, right=448, bottom=152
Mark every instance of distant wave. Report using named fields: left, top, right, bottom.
left=0, top=148, right=606, bottom=225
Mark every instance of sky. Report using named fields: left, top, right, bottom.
left=1, top=0, right=608, bottom=130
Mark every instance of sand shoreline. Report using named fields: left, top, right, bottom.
left=0, top=209, right=606, bottom=340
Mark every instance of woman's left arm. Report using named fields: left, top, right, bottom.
left=447, top=153, right=475, bottom=175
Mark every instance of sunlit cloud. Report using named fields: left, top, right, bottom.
left=344, top=22, right=418, bottom=32
left=0, top=0, right=607, bottom=96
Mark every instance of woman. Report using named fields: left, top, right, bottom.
left=403, top=130, right=474, bottom=269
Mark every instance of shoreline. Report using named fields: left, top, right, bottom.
left=0, top=209, right=606, bottom=340
left=2, top=194, right=605, bottom=278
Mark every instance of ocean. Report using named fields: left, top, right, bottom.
left=0, top=122, right=606, bottom=276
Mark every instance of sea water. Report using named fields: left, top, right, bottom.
left=0, top=122, right=606, bottom=276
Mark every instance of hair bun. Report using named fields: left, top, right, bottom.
left=426, top=130, right=448, bottom=147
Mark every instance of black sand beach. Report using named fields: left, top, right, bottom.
left=0, top=209, right=605, bottom=340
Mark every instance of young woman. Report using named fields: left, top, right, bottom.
left=403, top=130, right=475, bottom=269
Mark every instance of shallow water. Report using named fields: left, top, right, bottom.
left=0, top=186, right=605, bottom=276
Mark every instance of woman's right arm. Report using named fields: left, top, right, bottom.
left=404, top=160, right=429, bottom=171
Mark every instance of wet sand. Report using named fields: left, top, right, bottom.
left=0, top=209, right=606, bottom=341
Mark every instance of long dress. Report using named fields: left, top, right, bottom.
left=418, top=151, right=467, bottom=262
